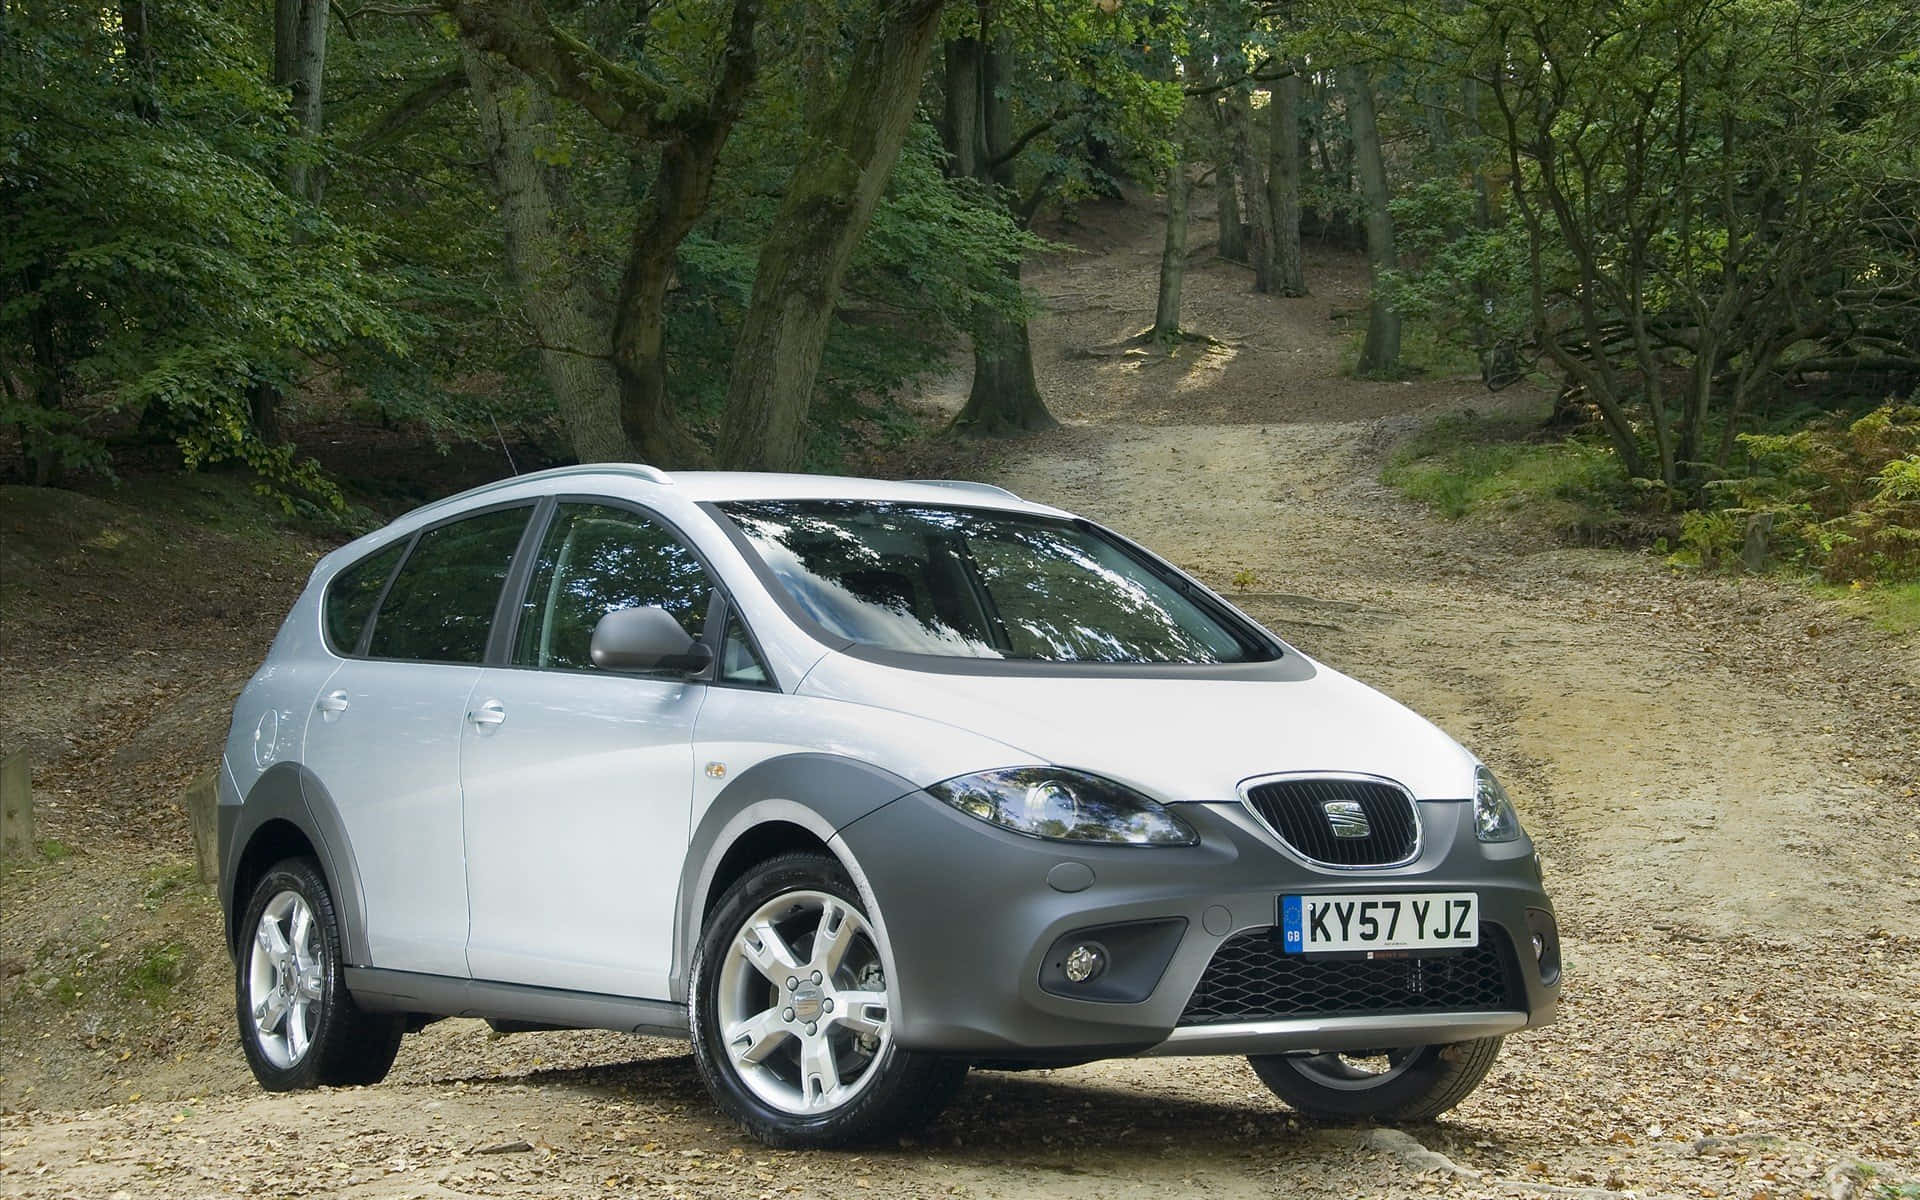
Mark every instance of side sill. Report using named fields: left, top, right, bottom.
left=1139, top=1010, right=1529, bottom=1057
left=344, top=968, right=689, bottom=1039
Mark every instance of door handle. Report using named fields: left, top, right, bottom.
left=468, top=699, right=507, bottom=729
left=317, top=690, right=350, bottom=718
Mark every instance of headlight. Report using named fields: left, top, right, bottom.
left=1474, top=766, right=1523, bottom=842
left=927, top=767, right=1198, bottom=846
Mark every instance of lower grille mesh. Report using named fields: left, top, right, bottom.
left=1179, top=924, right=1523, bottom=1025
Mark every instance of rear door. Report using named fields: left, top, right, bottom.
left=302, top=503, right=534, bottom=977
left=459, top=500, right=711, bottom=999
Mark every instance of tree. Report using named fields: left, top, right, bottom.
left=1342, top=64, right=1399, bottom=376
left=278, top=0, right=329, bottom=205
left=446, top=0, right=762, bottom=463
left=1266, top=72, right=1307, bottom=297
left=943, top=0, right=1182, bottom=435
left=1223, top=89, right=1275, bottom=291
left=0, top=0, right=403, bottom=494
left=1150, top=121, right=1192, bottom=342
left=715, top=0, right=947, bottom=470
left=459, top=35, right=629, bottom=462
left=1478, top=0, right=1919, bottom=487
left=942, top=24, right=1055, bottom=436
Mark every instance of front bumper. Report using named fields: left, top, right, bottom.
left=834, top=792, right=1559, bottom=1058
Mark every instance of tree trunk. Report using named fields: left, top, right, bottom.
left=25, top=285, right=64, bottom=487
left=946, top=29, right=1057, bottom=437
left=285, top=0, right=328, bottom=205
left=715, top=0, right=946, bottom=471
left=1151, top=137, right=1191, bottom=341
left=1267, top=73, right=1306, bottom=296
left=120, top=0, right=157, bottom=119
left=1214, top=99, right=1245, bottom=264
left=1344, top=65, right=1400, bottom=376
left=961, top=263, right=1053, bottom=434
left=1225, top=91, right=1274, bottom=292
left=252, top=0, right=328, bottom=443
left=461, top=38, right=632, bottom=463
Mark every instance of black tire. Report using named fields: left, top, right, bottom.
left=235, top=856, right=404, bottom=1090
left=689, top=851, right=967, bottom=1149
left=1248, top=1037, right=1503, bottom=1122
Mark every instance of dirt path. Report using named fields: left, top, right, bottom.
left=5, top=198, right=1917, bottom=1200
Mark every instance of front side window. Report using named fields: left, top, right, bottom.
left=324, top=540, right=405, bottom=655
left=717, top=501, right=1274, bottom=664
left=513, top=503, right=713, bottom=670
left=366, top=506, right=531, bottom=664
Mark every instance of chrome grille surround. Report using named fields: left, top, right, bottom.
left=1235, top=771, right=1423, bottom=870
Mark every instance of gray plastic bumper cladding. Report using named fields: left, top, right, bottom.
left=835, top=791, right=1559, bottom=1058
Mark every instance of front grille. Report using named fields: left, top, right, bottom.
left=1179, top=924, right=1523, bottom=1025
left=1242, top=777, right=1419, bottom=867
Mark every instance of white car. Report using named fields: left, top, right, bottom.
left=218, top=464, right=1560, bottom=1147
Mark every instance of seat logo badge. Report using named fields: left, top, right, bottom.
left=705, top=762, right=728, bottom=780
left=1324, top=800, right=1370, bottom=839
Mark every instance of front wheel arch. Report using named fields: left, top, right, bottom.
left=687, top=850, right=966, bottom=1146
left=676, top=791, right=906, bottom=1007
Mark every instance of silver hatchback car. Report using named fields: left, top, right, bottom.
left=219, top=464, right=1559, bottom=1146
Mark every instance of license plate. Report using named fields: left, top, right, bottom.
left=1280, top=892, right=1478, bottom=955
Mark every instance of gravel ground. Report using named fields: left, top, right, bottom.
left=4, top=195, right=1916, bottom=1199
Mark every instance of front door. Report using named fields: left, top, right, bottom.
left=460, top=501, right=713, bottom=999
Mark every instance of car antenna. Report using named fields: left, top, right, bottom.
left=488, top=411, right=520, bottom=476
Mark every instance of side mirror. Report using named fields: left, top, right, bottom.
left=589, top=607, right=714, bottom=675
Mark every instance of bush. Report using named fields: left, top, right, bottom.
left=1698, top=403, right=1920, bottom=583
left=1383, top=411, right=1641, bottom=539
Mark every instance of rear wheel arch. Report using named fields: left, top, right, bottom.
left=226, top=764, right=370, bottom=965
left=229, top=819, right=319, bottom=957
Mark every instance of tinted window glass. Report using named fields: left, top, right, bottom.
left=719, top=614, right=769, bottom=686
left=324, top=541, right=405, bottom=655
left=514, top=503, right=713, bottom=670
left=366, top=506, right=530, bottom=664
left=718, top=501, right=1271, bottom=664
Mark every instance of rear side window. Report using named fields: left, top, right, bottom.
left=512, top=503, right=712, bottom=670
left=367, top=506, right=531, bottom=664
left=323, top=541, right=405, bottom=655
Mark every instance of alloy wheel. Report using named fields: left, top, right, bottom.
left=714, top=890, right=892, bottom=1114
left=1286, top=1048, right=1423, bottom=1091
left=247, top=889, right=325, bottom=1069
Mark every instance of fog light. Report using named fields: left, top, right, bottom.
left=1531, top=932, right=1547, bottom=961
left=1063, top=944, right=1105, bottom=983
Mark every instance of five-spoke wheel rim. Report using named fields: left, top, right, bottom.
left=715, top=890, right=892, bottom=1115
left=248, top=889, right=324, bottom=1069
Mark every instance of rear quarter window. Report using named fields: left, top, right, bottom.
left=323, top=541, right=406, bottom=656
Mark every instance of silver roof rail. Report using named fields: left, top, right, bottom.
left=410, top=462, right=674, bottom=521
left=905, top=479, right=1023, bottom=501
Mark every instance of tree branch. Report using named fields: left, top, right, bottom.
left=988, top=106, right=1082, bottom=170
left=442, top=0, right=685, bottom=141
left=1184, top=56, right=1294, bottom=97
left=352, top=69, right=469, bottom=152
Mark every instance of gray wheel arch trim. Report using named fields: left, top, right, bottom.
left=222, top=761, right=372, bottom=967
left=671, top=753, right=919, bottom=1003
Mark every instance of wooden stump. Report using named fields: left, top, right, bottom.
left=0, top=750, right=32, bottom=860
left=179, top=771, right=220, bottom=885
left=1740, top=512, right=1775, bottom=574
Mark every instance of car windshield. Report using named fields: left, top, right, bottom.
left=717, top=500, right=1276, bottom=664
